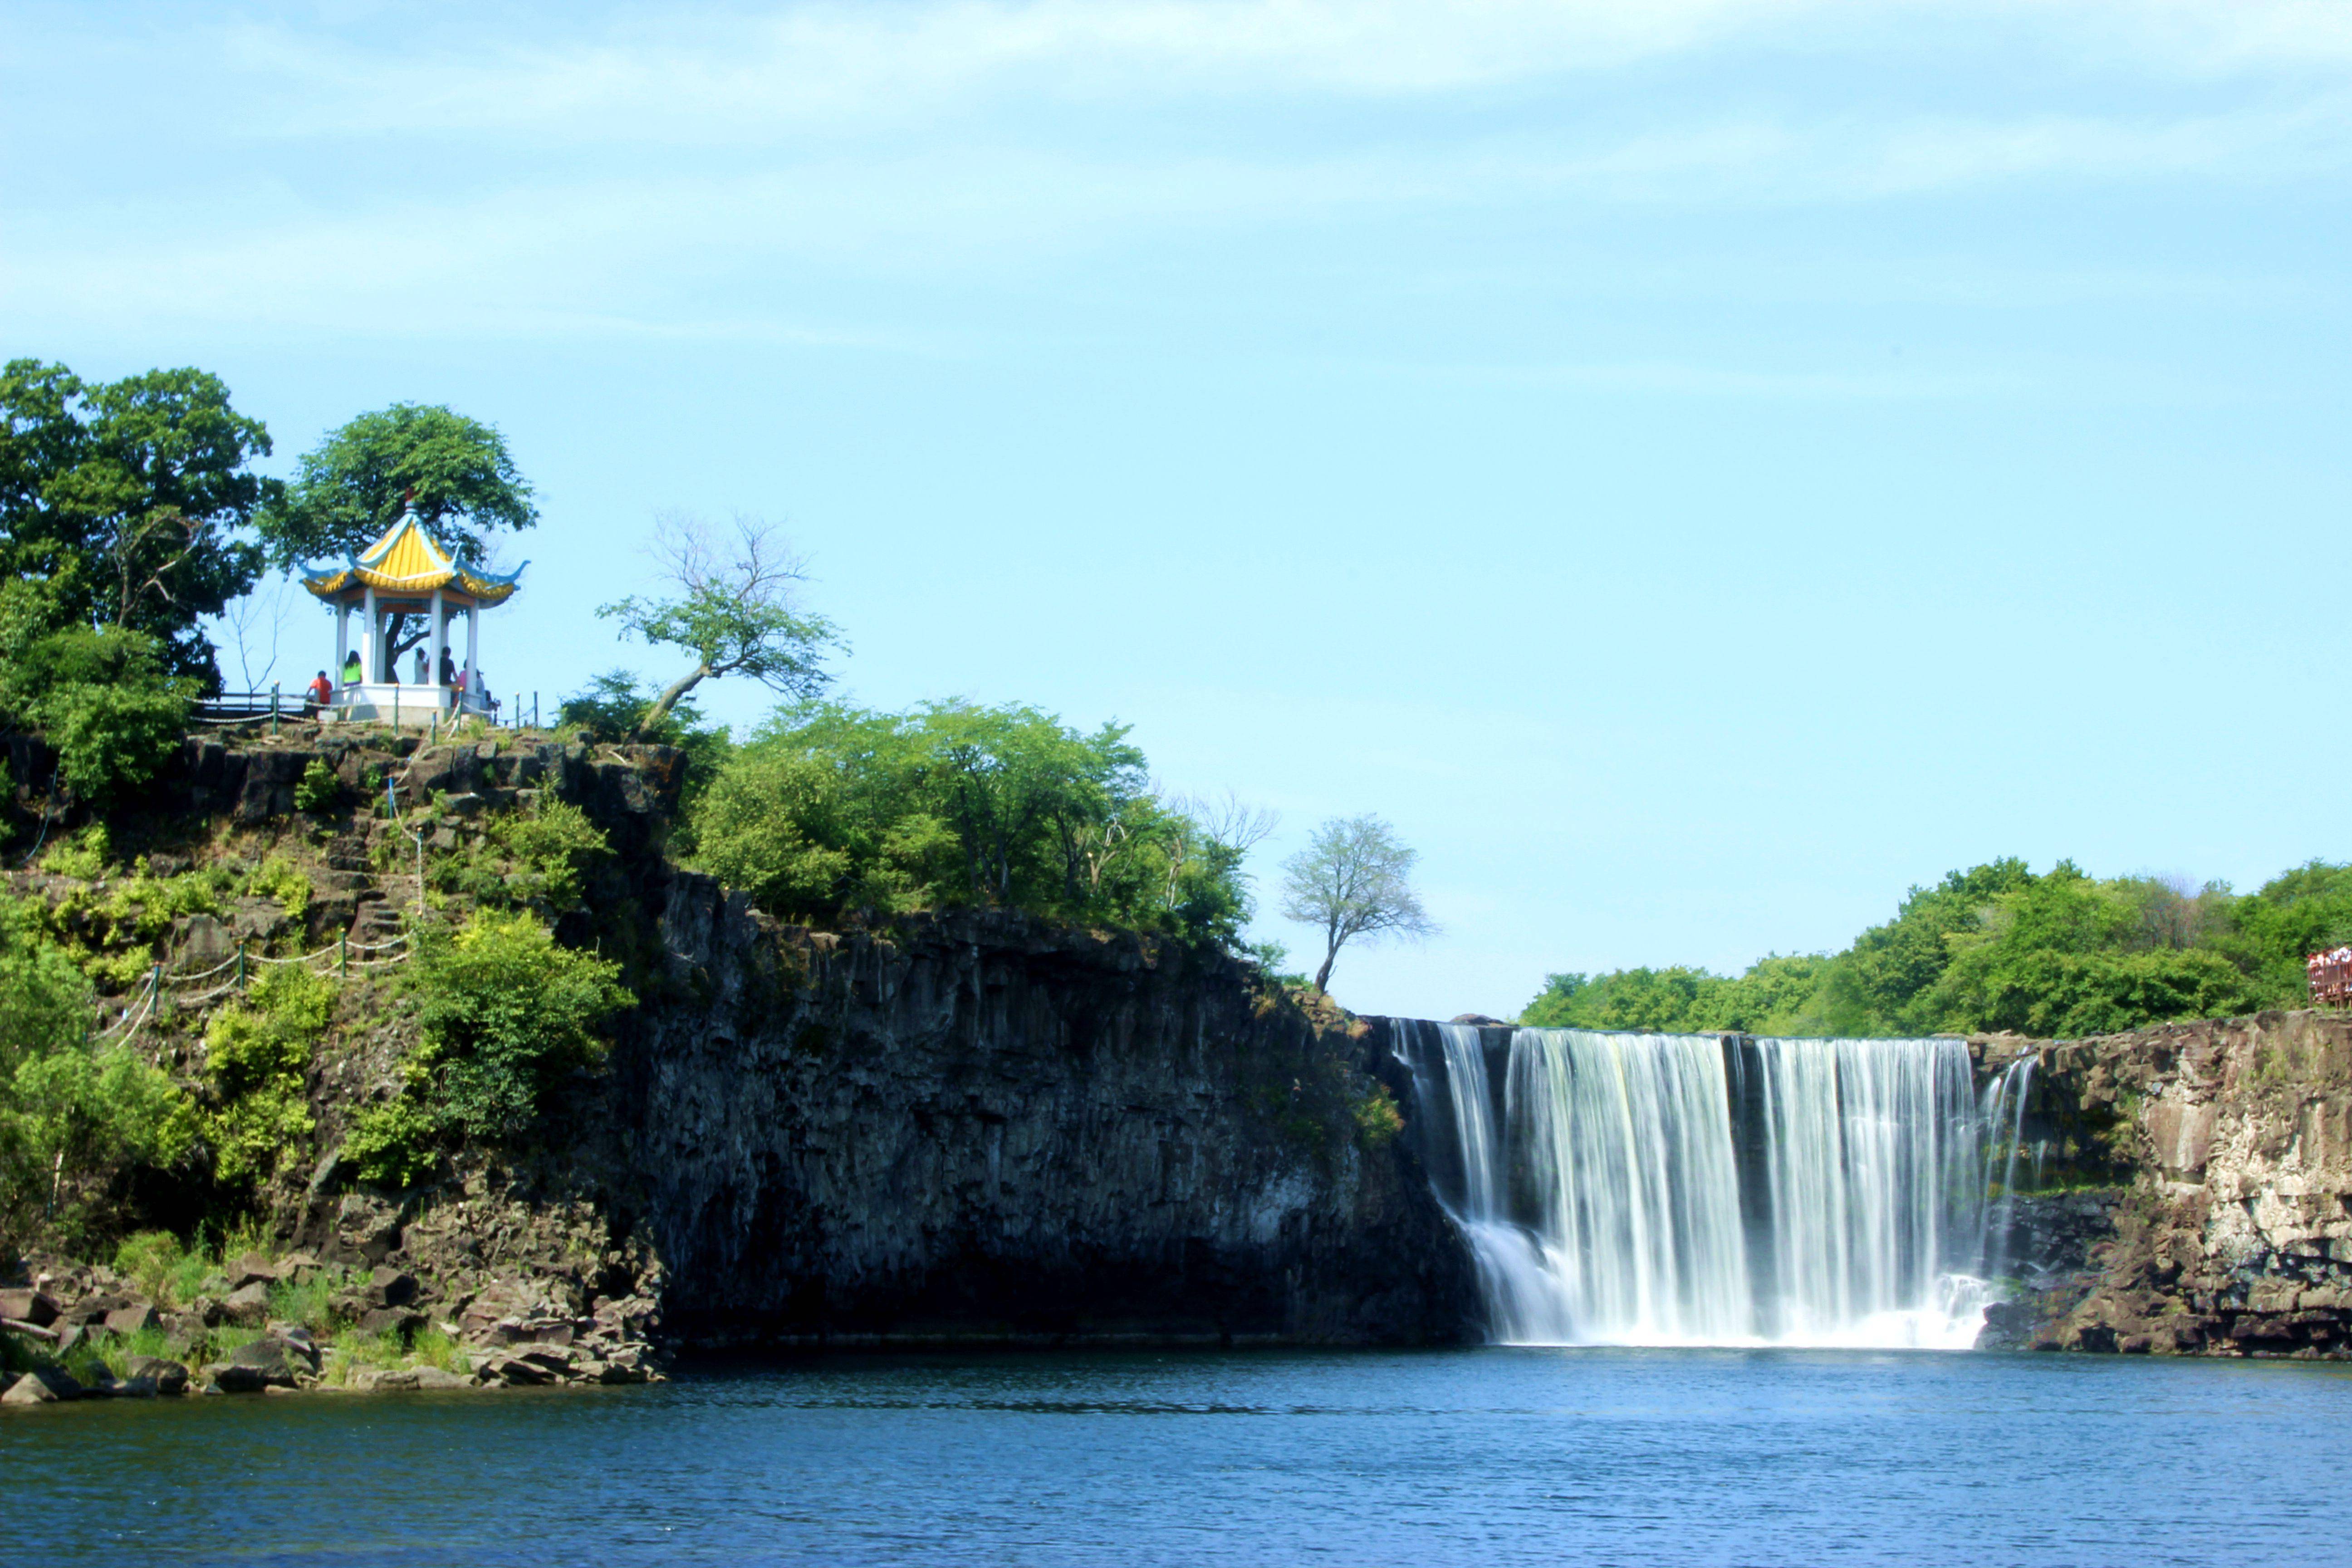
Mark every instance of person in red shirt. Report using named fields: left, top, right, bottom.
left=305, top=669, right=333, bottom=714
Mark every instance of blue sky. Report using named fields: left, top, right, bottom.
left=6, top=1, right=2348, bottom=1019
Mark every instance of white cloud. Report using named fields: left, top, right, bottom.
left=5, top=0, right=2347, bottom=350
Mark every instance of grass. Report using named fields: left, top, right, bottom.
left=267, top=1265, right=362, bottom=1332
left=90, top=1324, right=175, bottom=1378
left=113, top=1220, right=274, bottom=1309
left=410, top=1326, right=467, bottom=1373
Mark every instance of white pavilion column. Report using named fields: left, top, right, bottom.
left=465, top=605, right=479, bottom=709
left=334, top=603, right=350, bottom=691
left=362, top=584, right=379, bottom=681
left=429, top=587, right=446, bottom=710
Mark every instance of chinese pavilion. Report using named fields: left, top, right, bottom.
left=299, top=511, right=528, bottom=726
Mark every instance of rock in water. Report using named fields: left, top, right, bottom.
left=124, top=1356, right=191, bottom=1396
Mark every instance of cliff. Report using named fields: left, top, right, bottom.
left=1975, top=1010, right=2352, bottom=1358
left=3, top=728, right=1478, bottom=1389
left=622, top=886, right=1475, bottom=1346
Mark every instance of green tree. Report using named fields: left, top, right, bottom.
left=598, top=513, right=840, bottom=737
left=0, top=359, right=276, bottom=685
left=687, top=699, right=1259, bottom=944
left=0, top=620, right=193, bottom=803
left=257, top=402, right=537, bottom=567
left=406, top=910, right=629, bottom=1141
left=0, top=896, right=194, bottom=1250
left=1279, top=814, right=1436, bottom=993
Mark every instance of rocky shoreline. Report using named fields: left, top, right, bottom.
left=2, top=1240, right=664, bottom=1406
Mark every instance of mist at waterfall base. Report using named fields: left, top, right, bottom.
left=1395, top=1022, right=2041, bottom=1351
left=15, top=1350, right=2352, bottom=1567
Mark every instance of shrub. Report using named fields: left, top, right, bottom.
left=1, top=897, right=196, bottom=1249
left=430, top=799, right=611, bottom=916
left=294, top=757, right=341, bottom=813
left=1352, top=1081, right=1404, bottom=1148
left=201, top=964, right=335, bottom=1186
left=406, top=909, right=628, bottom=1141
left=39, top=823, right=110, bottom=880
left=115, top=1227, right=223, bottom=1308
left=241, top=855, right=312, bottom=921
left=6, top=626, right=193, bottom=804
left=341, top=1097, right=440, bottom=1189
left=113, top=1230, right=186, bottom=1301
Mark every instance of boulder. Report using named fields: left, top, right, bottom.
left=171, top=913, right=235, bottom=969
left=219, top=1281, right=273, bottom=1327
left=228, top=1254, right=278, bottom=1289
left=105, top=1303, right=160, bottom=1337
left=125, top=1356, right=190, bottom=1396
left=370, top=1365, right=473, bottom=1392
left=2, top=1373, right=59, bottom=1406
left=325, top=1194, right=403, bottom=1266
left=266, top=1324, right=322, bottom=1371
left=208, top=1338, right=304, bottom=1392
left=2, top=1367, right=82, bottom=1404
left=364, top=1266, right=420, bottom=1309
left=358, top=1307, right=424, bottom=1340
left=482, top=1352, right=558, bottom=1386
left=0, top=1288, right=60, bottom=1328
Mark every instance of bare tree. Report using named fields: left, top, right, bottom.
left=1280, top=814, right=1436, bottom=993
left=207, top=574, right=300, bottom=692
left=599, top=511, right=842, bottom=736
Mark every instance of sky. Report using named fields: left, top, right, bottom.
left=5, top=0, right=2348, bottom=1019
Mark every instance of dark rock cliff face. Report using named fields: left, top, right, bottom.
left=610, top=874, right=1479, bottom=1348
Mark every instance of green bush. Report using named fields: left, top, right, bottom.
left=201, top=964, right=334, bottom=1186
left=341, top=1096, right=441, bottom=1189
left=1523, top=856, right=2350, bottom=1039
left=293, top=757, right=341, bottom=813
left=0, top=896, right=195, bottom=1250
left=39, top=823, right=110, bottom=880
left=1353, top=1081, right=1404, bottom=1148
left=429, top=798, right=611, bottom=916
left=405, top=909, right=628, bottom=1142
left=3, top=626, right=193, bottom=804
left=240, top=855, right=312, bottom=921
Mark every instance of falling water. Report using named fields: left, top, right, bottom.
left=1395, top=1022, right=2013, bottom=1349
left=1979, top=1051, right=2040, bottom=1288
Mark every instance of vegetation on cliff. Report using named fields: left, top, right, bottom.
left=1527, top=857, right=2352, bottom=1038
left=686, top=699, right=1266, bottom=945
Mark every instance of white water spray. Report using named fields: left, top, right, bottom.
left=1397, top=1023, right=2011, bottom=1350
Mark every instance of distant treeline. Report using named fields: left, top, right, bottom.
left=1522, top=858, right=2352, bottom=1039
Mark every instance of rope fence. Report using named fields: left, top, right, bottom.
left=91, top=930, right=415, bottom=1050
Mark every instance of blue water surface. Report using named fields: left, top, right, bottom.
left=7, top=1347, right=2348, bottom=1566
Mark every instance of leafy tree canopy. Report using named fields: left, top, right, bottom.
left=0, top=358, right=275, bottom=685
left=1523, top=858, right=2352, bottom=1039
left=257, top=402, right=536, bottom=568
left=688, top=699, right=1262, bottom=947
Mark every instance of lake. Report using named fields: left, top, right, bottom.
left=8, top=1348, right=2347, bottom=1566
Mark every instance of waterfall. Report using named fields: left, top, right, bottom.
left=1396, top=1022, right=2008, bottom=1350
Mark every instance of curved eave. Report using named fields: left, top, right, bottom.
left=299, top=559, right=526, bottom=607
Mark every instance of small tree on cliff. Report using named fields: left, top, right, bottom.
left=598, top=511, right=841, bottom=737
left=1280, top=814, right=1436, bottom=993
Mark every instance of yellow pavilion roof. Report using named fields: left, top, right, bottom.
left=299, top=513, right=527, bottom=607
